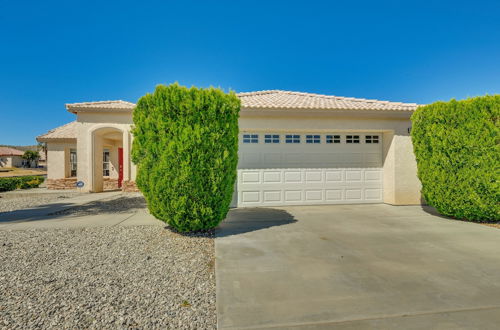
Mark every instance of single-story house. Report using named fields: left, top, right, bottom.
left=0, top=147, right=24, bottom=168
left=37, top=90, right=422, bottom=206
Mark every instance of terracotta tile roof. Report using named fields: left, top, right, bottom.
left=64, top=90, right=418, bottom=114
left=0, top=147, right=24, bottom=156
left=237, top=90, right=419, bottom=111
left=37, top=121, right=78, bottom=142
left=66, top=100, right=135, bottom=113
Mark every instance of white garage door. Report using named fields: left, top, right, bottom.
left=237, top=133, right=383, bottom=207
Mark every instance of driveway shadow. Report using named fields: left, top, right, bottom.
left=216, top=207, right=297, bottom=237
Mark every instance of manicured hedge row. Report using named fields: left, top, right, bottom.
left=411, top=95, right=499, bottom=222
left=0, top=176, right=45, bottom=192
left=132, top=83, right=240, bottom=232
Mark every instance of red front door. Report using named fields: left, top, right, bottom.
left=118, top=148, right=123, bottom=188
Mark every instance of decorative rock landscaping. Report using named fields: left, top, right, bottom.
left=0, top=226, right=216, bottom=329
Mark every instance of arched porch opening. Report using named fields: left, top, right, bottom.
left=91, top=127, right=125, bottom=192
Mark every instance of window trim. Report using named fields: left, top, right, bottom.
left=264, top=134, right=280, bottom=144
left=306, top=134, right=321, bottom=144
left=285, top=134, right=301, bottom=144
left=326, top=134, right=341, bottom=144
left=243, top=134, right=259, bottom=144
left=346, top=135, right=360, bottom=144
left=69, top=149, right=77, bottom=177
left=103, top=149, right=110, bottom=177
left=365, top=135, right=380, bottom=144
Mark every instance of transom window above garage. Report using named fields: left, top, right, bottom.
left=242, top=134, right=258, bottom=143
left=346, top=135, right=360, bottom=144
left=306, top=135, right=320, bottom=144
left=264, top=134, right=280, bottom=144
left=326, top=135, right=341, bottom=144
left=365, top=135, right=380, bottom=144
left=285, top=134, right=301, bottom=144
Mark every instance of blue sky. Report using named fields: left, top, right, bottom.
left=1, top=0, right=499, bottom=145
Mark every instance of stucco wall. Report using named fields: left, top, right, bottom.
left=47, top=142, right=76, bottom=179
left=0, top=155, right=23, bottom=167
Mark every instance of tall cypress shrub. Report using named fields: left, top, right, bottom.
left=411, top=95, right=499, bottom=222
left=132, top=84, right=240, bottom=232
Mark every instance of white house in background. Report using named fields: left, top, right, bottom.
left=37, top=90, right=422, bottom=206
left=0, top=147, right=24, bottom=168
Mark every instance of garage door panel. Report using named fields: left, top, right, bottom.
left=284, top=190, right=302, bottom=202
left=238, top=168, right=383, bottom=206
left=241, top=191, right=260, bottom=203
left=263, top=171, right=282, bottom=183
left=305, top=171, right=322, bottom=182
left=365, top=188, right=383, bottom=200
left=305, top=190, right=323, bottom=201
left=345, top=170, right=363, bottom=182
left=263, top=190, right=282, bottom=203
left=284, top=171, right=302, bottom=183
left=325, top=189, right=343, bottom=201
left=326, top=170, right=343, bottom=182
left=240, top=171, right=261, bottom=184
left=345, top=189, right=363, bottom=200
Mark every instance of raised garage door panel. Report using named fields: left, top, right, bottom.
left=237, top=133, right=383, bottom=207
left=238, top=168, right=383, bottom=206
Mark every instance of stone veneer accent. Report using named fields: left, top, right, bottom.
left=46, top=178, right=77, bottom=190
left=122, top=180, right=139, bottom=192
left=103, top=178, right=119, bottom=191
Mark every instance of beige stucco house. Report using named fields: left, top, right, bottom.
left=37, top=90, right=422, bottom=206
left=0, top=147, right=24, bottom=168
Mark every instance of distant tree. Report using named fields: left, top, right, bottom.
left=22, top=150, right=40, bottom=168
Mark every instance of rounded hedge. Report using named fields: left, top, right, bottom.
left=411, top=95, right=499, bottom=222
left=131, top=84, right=240, bottom=232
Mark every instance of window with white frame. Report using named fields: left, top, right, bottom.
left=326, top=135, right=341, bottom=144
left=365, top=135, right=380, bottom=144
left=264, top=134, right=280, bottom=144
left=306, top=134, right=321, bottom=144
left=70, top=149, right=77, bottom=177
left=346, top=135, right=360, bottom=144
left=243, top=134, right=258, bottom=143
left=103, top=149, right=110, bottom=176
left=285, top=134, right=300, bottom=144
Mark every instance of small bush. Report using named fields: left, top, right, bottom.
left=411, top=95, right=500, bottom=222
left=0, top=177, right=19, bottom=192
left=132, top=83, right=240, bottom=232
left=0, top=176, right=45, bottom=192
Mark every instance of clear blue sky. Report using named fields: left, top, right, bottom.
left=1, top=0, right=499, bottom=145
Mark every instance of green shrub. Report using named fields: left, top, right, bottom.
left=411, top=95, right=500, bottom=222
left=132, top=83, right=240, bottom=232
left=18, top=176, right=45, bottom=189
left=0, top=177, right=19, bottom=192
left=0, top=176, right=45, bottom=192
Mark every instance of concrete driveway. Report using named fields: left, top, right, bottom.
left=216, top=204, right=500, bottom=329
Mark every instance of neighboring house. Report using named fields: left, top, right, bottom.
left=0, top=147, right=24, bottom=168
left=37, top=90, right=422, bottom=206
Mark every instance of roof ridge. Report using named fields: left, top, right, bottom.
left=66, top=100, right=134, bottom=107
left=238, top=90, right=418, bottom=106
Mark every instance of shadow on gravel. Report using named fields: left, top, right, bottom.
left=216, top=207, right=297, bottom=237
left=50, top=196, right=146, bottom=217
left=0, top=196, right=147, bottom=223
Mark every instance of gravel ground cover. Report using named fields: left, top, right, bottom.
left=0, top=226, right=216, bottom=329
left=0, top=192, right=82, bottom=213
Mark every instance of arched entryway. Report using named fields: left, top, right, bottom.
left=91, top=127, right=125, bottom=192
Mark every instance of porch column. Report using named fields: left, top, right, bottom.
left=122, top=130, right=131, bottom=183
left=92, top=134, right=104, bottom=192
